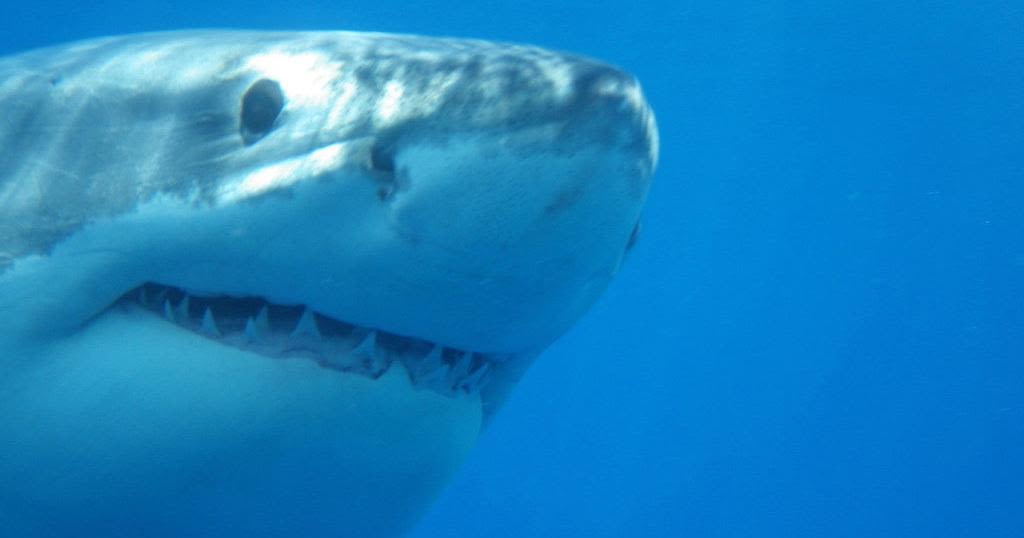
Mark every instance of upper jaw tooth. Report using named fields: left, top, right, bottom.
left=446, top=351, right=474, bottom=392
left=414, top=345, right=447, bottom=384
left=244, top=306, right=271, bottom=343
left=352, top=331, right=389, bottom=377
left=200, top=308, right=221, bottom=337
left=174, top=295, right=190, bottom=322
left=163, top=299, right=174, bottom=321
left=352, top=330, right=377, bottom=357
left=290, top=308, right=322, bottom=341
left=460, top=362, right=491, bottom=393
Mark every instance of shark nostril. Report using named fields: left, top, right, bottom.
left=370, top=141, right=396, bottom=174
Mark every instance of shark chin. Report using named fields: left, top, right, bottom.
left=1, top=306, right=481, bottom=537
left=0, top=30, right=657, bottom=536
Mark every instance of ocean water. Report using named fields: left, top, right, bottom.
left=2, top=1, right=1021, bottom=537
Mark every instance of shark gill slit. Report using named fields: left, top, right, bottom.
left=112, top=282, right=510, bottom=398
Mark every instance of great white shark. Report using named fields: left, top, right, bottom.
left=0, top=30, right=657, bottom=536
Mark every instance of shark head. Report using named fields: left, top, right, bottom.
left=0, top=31, right=656, bottom=536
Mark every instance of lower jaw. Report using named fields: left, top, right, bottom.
left=0, top=307, right=482, bottom=537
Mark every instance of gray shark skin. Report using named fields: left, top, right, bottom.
left=0, top=30, right=657, bottom=537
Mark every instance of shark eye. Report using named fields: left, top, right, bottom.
left=240, top=79, right=284, bottom=141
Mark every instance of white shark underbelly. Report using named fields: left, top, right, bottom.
left=0, top=30, right=657, bottom=536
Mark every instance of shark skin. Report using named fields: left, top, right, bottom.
left=0, top=31, right=657, bottom=537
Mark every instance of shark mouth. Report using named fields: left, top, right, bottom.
left=113, top=283, right=507, bottom=397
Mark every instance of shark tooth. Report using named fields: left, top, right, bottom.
left=199, top=307, right=221, bottom=337
left=174, top=295, right=190, bottom=322
left=446, top=351, right=474, bottom=391
left=352, top=331, right=389, bottom=376
left=290, top=308, right=321, bottom=341
left=414, top=345, right=444, bottom=378
left=243, top=306, right=270, bottom=343
left=163, top=299, right=174, bottom=321
left=243, top=317, right=258, bottom=343
left=322, top=335, right=365, bottom=369
left=254, top=305, right=269, bottom=331
left=414, top=345, right=449, bottom=387
left=351, top=330, right=377, bottom=358
left=459, top=362, right=491, bottom=393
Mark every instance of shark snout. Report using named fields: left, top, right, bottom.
left=373, top=75, right=656, bottom=351
left=575, top=67, right=659, bottom=178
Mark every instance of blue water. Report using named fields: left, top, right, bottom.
left=3, top=1, right=1022, bottom=536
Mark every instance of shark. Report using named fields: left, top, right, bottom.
left=0, top=30, right=657, bottom=537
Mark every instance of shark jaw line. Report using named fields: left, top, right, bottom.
left=115, top=282, right=509, bottom=399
